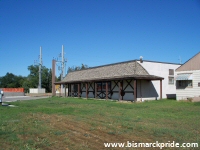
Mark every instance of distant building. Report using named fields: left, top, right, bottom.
left=55, top=59, right=180, bottom=101
left=175, top=52, right=200, bottom=100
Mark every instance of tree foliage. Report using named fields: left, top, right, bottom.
left=0, top=65, right=52, bottom=93
left=0, top=73, right=26, bottom=88
left=67, top=64, right=89, bottom=73
left=0, top=63, right=88, bottom=93
left=24, top=65, right=52, bottom=92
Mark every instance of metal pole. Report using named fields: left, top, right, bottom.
left=60, top=45, right=64, bottom=95
left=62, top=45, right=65, bottom=80
left=38, top=46, right=42, bottom=89
left=52, top=59, right=56, bottom=96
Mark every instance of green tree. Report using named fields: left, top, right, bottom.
left=0, top=73, right=26, bottom=88
left=27, top=65, right=39, bottom=88
left=67, top=64, right=88, bottom=73
left=25, top=65, right=52, bottom=92
left=22, top=77, right=32, bottom=93
left=41, top=67, right=52, bottom=92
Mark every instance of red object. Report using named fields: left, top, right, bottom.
left=1, top=88, right=24, bottom=92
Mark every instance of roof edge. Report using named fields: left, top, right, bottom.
left=67, top=59, right=181, bottom=74
left=175, top=52, right=200, bottom=71
left=56, top=75, right=164, bottom=84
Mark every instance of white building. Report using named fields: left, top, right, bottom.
left=138, top=60, right=180, bottom=100
left=175, top=52, right=200, bottom=100
left=55, top=59, right=180, bottom=101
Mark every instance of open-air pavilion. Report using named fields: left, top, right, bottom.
left=53, top=60, right=164, bottom=101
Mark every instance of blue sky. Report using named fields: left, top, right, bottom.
left=1, top=0, right=200, bottom=77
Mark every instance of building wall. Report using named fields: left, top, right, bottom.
left=110, top=81, right=119, bottom=100
left=29, top=88, right=46, bottom=94
left=111, top=80, right=134, bottom=101
left=69, top=80, right=159, bottom=101
left=81, top=82, right=124, bottom=100
left=175, top=70, right=200, bottom=100
left=88, top=83, right=95, bottom=98
left=137, top=61, right=181, bottom=99
left=136, top=80, right=159, bottom=101
left=80, top=84, right=95, bottom=98
left=67, top=61, right=180, bottom=100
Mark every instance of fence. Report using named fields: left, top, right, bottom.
left=0, top=88, right=24, bottom=92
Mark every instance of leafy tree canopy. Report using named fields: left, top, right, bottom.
left=25, top=65, right=52, bottom=92
left=0, top=63, right=88, bottom=93
left=67, top=64, right=89, bottom=74
left=0, top=65, right=52, bottom=93
left=0, top=72, right=26, bottom=88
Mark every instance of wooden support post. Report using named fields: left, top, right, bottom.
left=67, top=84, right=69, bottom=97
left=67, top=84, right=68, bottom=96
left=86, top=83, right=88, bottom=99
left=52, top=59, right=56, bottom=96
left=59, top=84, right=61, bottom=97
left=71, top=84, right=73, bottom=97
left=68, top=84, right=69, bottom=97
left=118, top=81, right=122, bottom=101
left=95, top=82, right=97, bottom=99
left=78, top=83, right=80, bottom=98
left=160, top=80, right=162, bottom=100
left=69, top=84, right=71, bottom=97
left=64, top=84, right=66, bottom=97
left=134, top=80, right=137, bottom=102
left=106, top=82, right=108, bottom=100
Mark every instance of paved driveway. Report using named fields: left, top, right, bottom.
left=2, top=96, right=50, bottom=102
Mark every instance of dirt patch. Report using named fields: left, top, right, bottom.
left=192, top=97, right=200, bottom=102
left=18, top=113, right=154, bottom=150
left=40, top=114, right=129, bottom=149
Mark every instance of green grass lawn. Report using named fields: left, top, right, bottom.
left=0, top=97, right=199, bottom=150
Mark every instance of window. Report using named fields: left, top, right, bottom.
left=82, top=83, right=85, bottom=88
left=169, top=69, right=174, bottom=75
left=97, top=83, right=102, bottom=91
left=96, top=82, right=111, bottom=91
left=168, top=77, right=174, bottom=84
left=188, top=81, right=193, bottom=87
left=74, top=84, right=78, bottom=92
left=168, top=69, right=174, bottom=84
left=177, top=80, right=193, bottom=89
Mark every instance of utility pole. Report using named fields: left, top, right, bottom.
left=61, top=45, right=65, bottom=81
left=57, top=45, right=67, bottom=81
left=38, top=46, right=42, bottom=89
left=60, top=45, right=67, bottom=94
left=52, top=45, right=67, bottom=96
left=52, top=59, right=56, bottom=96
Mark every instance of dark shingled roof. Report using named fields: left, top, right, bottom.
left=56, top=60, right=163, bottom=84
